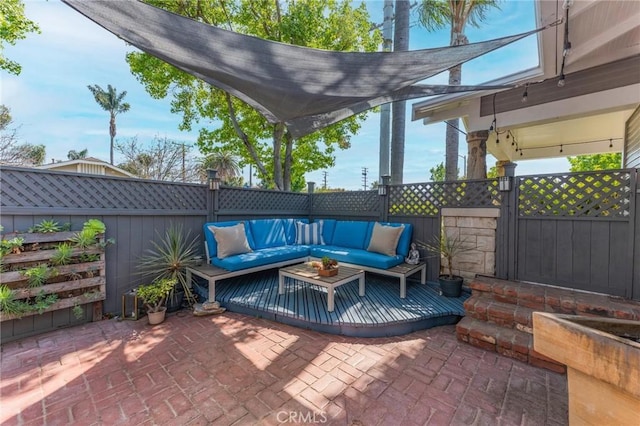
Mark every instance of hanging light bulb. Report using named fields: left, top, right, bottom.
left=521, top=84, right=529, bottom=102
left=560, top=144, right=563, bottom=153
left=609, top=139, right=613, bottom=148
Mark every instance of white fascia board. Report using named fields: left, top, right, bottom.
left=465, top=83, right=640, bottom=132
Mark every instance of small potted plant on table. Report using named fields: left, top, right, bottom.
left=136, top=278, right=177, bottom=325
left=311, top=256, right=339, bottom=277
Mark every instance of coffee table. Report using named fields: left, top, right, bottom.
left=278, top=264, right=365, bottom=312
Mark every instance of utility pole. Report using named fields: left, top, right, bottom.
left=362, top=167, right=368, bottom=190
left=322, top=171, right=328, bottom=189
left=181, top=143, right=186, bottom=182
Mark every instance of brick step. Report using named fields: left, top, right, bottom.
left=456, top=317, right=566, bottom=374
left=468, top=276, right=640, bottom=320
left=464, top=295, right=534, bottom=333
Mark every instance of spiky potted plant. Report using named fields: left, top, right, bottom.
left=419, top=229, right=473, bottom=297
left=138, top=224, right=199, bottom=311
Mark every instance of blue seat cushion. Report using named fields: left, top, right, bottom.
left=212, top=245, right=309, bottom=271
left=310, top=246, right=404, bottom=269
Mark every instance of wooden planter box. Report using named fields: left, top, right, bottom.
left=318, top=268, right=339, bottom=277
left=0, top=231, right=106, bottom=323
left=533, top=312, right=640, bottom=425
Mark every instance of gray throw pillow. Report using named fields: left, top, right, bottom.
left=367, top=223, right=404, bottom=256
left=210, top=223, right=253, bottom=259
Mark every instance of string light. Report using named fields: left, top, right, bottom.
left=513, top=137, right=621, bottom=156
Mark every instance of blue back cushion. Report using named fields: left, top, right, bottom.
left=203, top=221, right=254, bottom=259
left=331, top=221, right=370, bottom=249
left=316, top=219, right=336, bottom=245
left=248, top=219, right=287, bottom=249
left=282, top=218, right=308, bottom=245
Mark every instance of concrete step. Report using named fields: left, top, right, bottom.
left=456, top=317, right=566, bottom=374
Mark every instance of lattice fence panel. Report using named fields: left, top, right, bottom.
left=389, top=179, right=501, bottom=216
left=312, top=190, right=380, bottom=214
left=1, top=168, right=206, bottom=211
left=218, top=187, right=309, bottom=212
left=517, top=171, right=633, bottom=218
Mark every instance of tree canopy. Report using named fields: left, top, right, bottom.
left=416, top=0, right=500, bottom=181
left=0, top=104, right=45, bottom=166
left=0, top=0, right=40, bottom=75
left=87, top=84, right=131, bottom=165
left=568, top=153, right=622, bottom=172
left=127, top=0, right=381, bottom=191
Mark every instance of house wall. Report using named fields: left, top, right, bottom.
left=624, top=105, right=640, bottom=168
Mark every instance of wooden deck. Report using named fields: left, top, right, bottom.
left=193, top=269, right=469, bottom=337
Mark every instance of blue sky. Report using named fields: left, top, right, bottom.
left=2, top=0, right=569, bottom=189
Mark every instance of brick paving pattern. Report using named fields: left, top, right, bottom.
left=0, top=312, right=568, bottom=425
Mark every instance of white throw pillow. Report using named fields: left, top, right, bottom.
left=295, top=221, right=324, bottom=245
left=209, top=223, right=252, bottom=259
left=367, top=223, right=404, bottom=256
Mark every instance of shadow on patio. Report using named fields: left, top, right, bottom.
left=1, top=310, right=567, bottom=425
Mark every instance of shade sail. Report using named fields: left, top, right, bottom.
left=63, top=0, right=547, bottom=138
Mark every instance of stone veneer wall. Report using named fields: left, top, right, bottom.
left=440, top=208, right=499, bottom=282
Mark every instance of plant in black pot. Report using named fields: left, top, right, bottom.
left=418, top=229, right=473, bottom=298
left=138, top=224, right=199, bottom=312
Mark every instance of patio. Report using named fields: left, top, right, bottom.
left=192, top=270, right=467, bottom=338
left=0, top=310, right=568, bottom=425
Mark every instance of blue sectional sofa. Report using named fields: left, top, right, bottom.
left=193, top=218, right=424, bottom=302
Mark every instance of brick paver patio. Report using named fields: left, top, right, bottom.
left=0, top=312, right=568, bottom=425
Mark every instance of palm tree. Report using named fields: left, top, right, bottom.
left=416, top=0, right=499, bottom=181
left=200, top=151, right=241, bottom=184
left=67, top=149, right=88, bottom=160
left=390, top=0, right=411, bottom=185
left=87, top=84, right=130, bottom=165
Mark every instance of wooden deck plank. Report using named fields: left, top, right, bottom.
left=197, top=270, right=467, bottom=337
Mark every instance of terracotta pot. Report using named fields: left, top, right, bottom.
left=318, top=268, right=339, bottom=277
left=147, top=307, right=167, bottom=325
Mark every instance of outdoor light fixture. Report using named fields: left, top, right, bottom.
left=207, top=169, right=220, bottom=190
left=121, top=290, right=139, bottom=321
left=307, top=181, right=315, bottom=193
left=498, top=176, right=512, bottom=192
left=379, top=175, right=390, bottom=196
